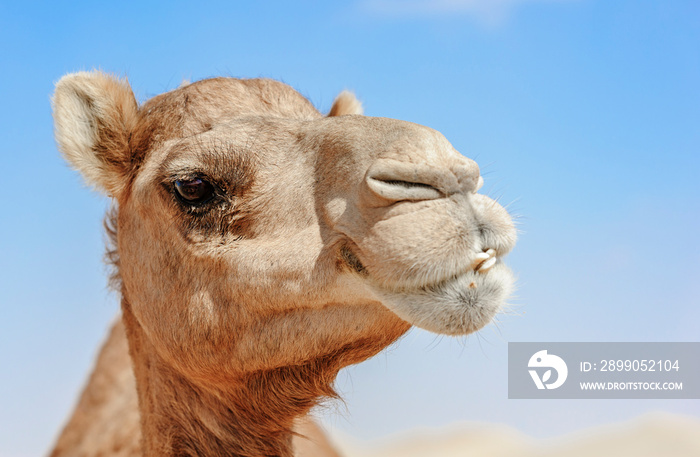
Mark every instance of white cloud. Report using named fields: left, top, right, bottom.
left=359, top=0, right=575, bottom=26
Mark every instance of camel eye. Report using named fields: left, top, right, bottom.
left=174, top=178, right=215, bottom=204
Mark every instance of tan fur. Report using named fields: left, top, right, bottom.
left=50, top=319, right=340, bottom=457
left=51, top=71, right=516, bottom=456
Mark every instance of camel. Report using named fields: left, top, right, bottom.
left=50, top=71, right=516, bottom=457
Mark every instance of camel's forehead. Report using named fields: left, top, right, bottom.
left=130, top=78, right=321, bottom=160
left=142, top=77, right=321, bottom=120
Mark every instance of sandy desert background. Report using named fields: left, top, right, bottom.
left=328, top=413, right=700, bottom=457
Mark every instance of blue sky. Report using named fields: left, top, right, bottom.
left=0, top=1, right=698, bottom=456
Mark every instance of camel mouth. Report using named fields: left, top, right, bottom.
left=337, top=240, right=513, bottom=336
left=365, top=253, right=514, bottom=336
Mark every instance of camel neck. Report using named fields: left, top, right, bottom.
left=121, top=301, right=338, bottom=457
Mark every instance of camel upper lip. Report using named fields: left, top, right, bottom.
left=426, top=256, right=504, bottom=292
left=341, top=239, right=504, bottom=293
left=384, top=253, right=506, bottom=296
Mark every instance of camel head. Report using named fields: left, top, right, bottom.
left=52, top=71, right=516, bottom=386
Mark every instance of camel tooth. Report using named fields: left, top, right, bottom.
left=477, top=256, right=497, bottom=273
left=485, top=248, right=496, bottom=259
left=471, top=252, right=490, bottom=270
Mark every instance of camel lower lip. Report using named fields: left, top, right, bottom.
left=370, top=262, right=514, bottom=336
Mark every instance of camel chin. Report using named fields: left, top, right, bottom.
left=371, top=261, right=514, bottom=336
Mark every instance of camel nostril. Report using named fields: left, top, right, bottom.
left=365, top=160, right=449, bottom=203
left=367, top=176, right=443, bottom=202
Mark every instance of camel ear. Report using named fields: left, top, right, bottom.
left=52, top=71, right=138, bottom=197
left=327, top=90, right=363, bottom=116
